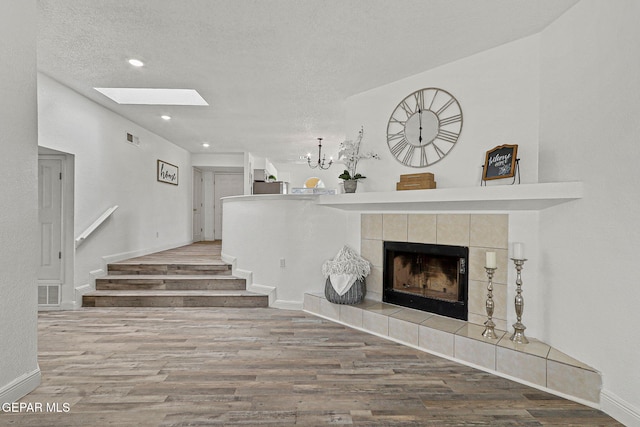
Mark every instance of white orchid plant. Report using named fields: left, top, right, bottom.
left=337, top=127, right=379, bottom=180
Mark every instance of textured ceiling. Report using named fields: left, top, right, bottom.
left=37, top=0, right=578, bottom=163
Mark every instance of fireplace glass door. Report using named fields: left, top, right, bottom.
left=384, top=241, right=468, bottom=320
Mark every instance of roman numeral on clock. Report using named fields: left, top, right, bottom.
left=432, top=142, right=446, bottom=159
left=399, top=100, right=414, bottom=117
left=390, top=138, right=409, bottom=157
left=402, top=145, right=416, bottom=165
left=436, top=98, right=456, bottom=116
left=439, top=114, right=462, bottom=126
left=420, top=146, right=428, bottom=167
left=413, top=91, right=424, bottom=110
left=387, top=130, right=405, bottom=143
left=435, top=129, right=460, bottom=144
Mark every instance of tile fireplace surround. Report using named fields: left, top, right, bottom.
left=304, top=213, right=601, bottom=407
left=361, top=213, right=509, bottom=329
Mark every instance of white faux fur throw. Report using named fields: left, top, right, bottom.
left=322, top=245, right=371, bottom=281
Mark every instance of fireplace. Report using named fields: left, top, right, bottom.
left=383, top=241, right=468, bottom=321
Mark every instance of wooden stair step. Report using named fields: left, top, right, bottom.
left=107, top=263, right=232, bottom=276
left=82, top=290, right=268, bottom=308
left=95, top=275, right=246, bottom=291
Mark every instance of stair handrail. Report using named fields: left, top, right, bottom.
left=75, top=205, right=119, bottom=248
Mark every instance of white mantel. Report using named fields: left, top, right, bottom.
left=317, top=181, right=583, bottom=212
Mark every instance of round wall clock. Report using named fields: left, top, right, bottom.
left=386, top=88, right=463, bottom=168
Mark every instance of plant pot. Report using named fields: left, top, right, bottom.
left=343, top=179, right=358, bottom=193
left=325, top=278, right=366, bottom=305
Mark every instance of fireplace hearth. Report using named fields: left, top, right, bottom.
left=383, top=241, right=468, bottom=320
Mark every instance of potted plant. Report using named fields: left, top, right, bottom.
left=338, top=127, right=379, bottom=193
left=338, top=170, right=365, bottom=193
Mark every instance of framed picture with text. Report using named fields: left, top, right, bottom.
left=482, top=144, right=518, bottom=181
left=157, top=160, right=179, bottom=185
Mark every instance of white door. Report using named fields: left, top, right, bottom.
left=38, top=158, right=63, bottom=284
left=193, top=168, right=203, bottom=241
left=214, top=173, right=244, bottom=240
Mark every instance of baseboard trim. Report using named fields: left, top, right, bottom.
left=272, top=300, right=303, bottom=310
left=220, top=252, right=235, bottom=266
left=0, top=368, right=41, bottom=404
left=601, top=389, right=640, bottom=427
left=245, top=283, right=274, bottom=305
left=220, top=252, right=301, bottom=310
left=222, top=252, right=272, bottom=305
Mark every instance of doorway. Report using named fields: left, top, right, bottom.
left=193, top=168, right=203, bottom=242
left=37, top=156, right=64, bottom=306
left=213, top=173, right=244, bottom=240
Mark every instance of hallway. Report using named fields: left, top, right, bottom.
left=4, top=307, right=620, bottom=426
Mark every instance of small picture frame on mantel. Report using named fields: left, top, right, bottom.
left=482, top=144, right=519, bottom=184
left=157, top=160, right=179, bottom=185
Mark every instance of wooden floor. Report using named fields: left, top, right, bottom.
left=5, top=307, right=620, bottom=426
left=118, top=241, right=225, bottom=264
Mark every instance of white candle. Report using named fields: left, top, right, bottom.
left=513, top=242, right=524, bottom=260
left=485, top=251, right=497, bottom=269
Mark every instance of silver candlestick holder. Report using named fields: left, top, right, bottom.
left=482, top=267, right=498, bottom=339
left=510, top=258, right=529, bottom=344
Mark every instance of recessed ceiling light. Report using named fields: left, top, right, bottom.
left=202, top=143, right=210, bottom=148
left=128, top=59, right=144, bottom=67
left=94, top=88, right=209, bottom=106
left=161, top=115, right=171, bottom=120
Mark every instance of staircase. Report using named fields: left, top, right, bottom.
left=82, top=242, right=268, bottom=308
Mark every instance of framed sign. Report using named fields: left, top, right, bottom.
left=157, top=160, right=178, bottom=185
left=482, top=144, right=518, bottom=181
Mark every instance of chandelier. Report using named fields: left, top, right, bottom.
left=307, top=137, right=333, bottom=170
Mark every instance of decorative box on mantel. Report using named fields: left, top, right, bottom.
left=396, top=172, right=436, bottom=191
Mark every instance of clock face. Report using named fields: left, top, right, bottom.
left=387, top=88, right=463, bottom=168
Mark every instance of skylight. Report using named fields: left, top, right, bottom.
left=94, top=88, right=209, bottom=106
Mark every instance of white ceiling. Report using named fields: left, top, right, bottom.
left=37, top=0, right=578, bottom=163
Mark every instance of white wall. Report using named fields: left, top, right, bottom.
left=345, top=35, right=540, bottom=192
left=538, top=1, right=640, bottom=423
left=192, top=153, right=244, bottom=168
left=38, top=74, right=193, bottom=302
left=222, top=196, right=360, bottom=307
left=0, top=0, right=40, bottom=402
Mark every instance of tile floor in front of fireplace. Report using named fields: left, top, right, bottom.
left=304, top=293, right=602, bottom=406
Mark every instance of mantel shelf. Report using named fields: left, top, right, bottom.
left=316, top=182, right=583, bottom=212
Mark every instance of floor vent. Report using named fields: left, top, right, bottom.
left=38, top=285, right=60, bottom=305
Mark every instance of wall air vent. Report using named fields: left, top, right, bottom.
left=38, top=285, right=60, bottom=306
left=126, top=132, right=140, bottom=147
